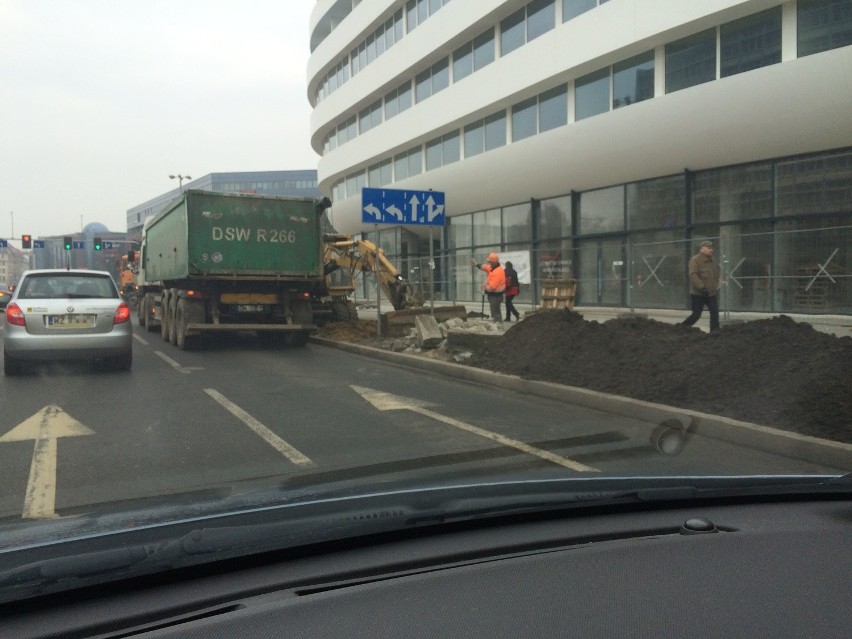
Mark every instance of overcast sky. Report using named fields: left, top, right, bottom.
left=1, top=0, right=318, bottom=241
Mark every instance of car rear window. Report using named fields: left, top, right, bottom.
left=18, top=274, right=118, bottom=299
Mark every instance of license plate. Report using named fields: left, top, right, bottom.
left=47, top=314, right=96, bottom=328
left=237, top=305, right=265, bottom=312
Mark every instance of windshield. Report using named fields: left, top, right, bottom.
left=0, top=0, right=850, bottom=607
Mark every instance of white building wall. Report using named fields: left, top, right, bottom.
left=308, top=0, right=852, bottom=235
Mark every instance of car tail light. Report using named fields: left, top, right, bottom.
left=114, top=302, right=131, bottom=324
left=6, top=303, right=25, bottom=326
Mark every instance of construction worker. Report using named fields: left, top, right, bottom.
left=471, top=252, right=506, bottom=324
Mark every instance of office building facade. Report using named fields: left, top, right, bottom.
left=308, top=0, right=851, bottom=313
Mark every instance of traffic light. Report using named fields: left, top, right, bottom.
left=94, top=236, right=102, bottom=250
left=64, top=236, right=72, bottom=250
left=22, top=234, right=32, bottom=249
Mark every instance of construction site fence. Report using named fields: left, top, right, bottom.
left=349, top=225, right=851, bottom=316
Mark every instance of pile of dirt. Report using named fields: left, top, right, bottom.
left=468, top=311, right=851, bottom=442
left=315, top=311, right=851, bottom=441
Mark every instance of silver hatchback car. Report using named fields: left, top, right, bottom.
left=3, top=269, right=132, bottom=375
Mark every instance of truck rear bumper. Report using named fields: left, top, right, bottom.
left=185, top=323, right=317, bottom=334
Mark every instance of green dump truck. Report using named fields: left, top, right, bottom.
left=136, top=190, right=324, bottom=349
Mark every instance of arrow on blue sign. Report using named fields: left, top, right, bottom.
left=33, top=240, right=45, bottom=248
left=73, top=241, right=85, bottom=249
left=362, top=187, right=445, bottom=226
left=0, top=239, right=7, bottom=248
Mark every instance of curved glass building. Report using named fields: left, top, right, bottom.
left=309, top=0, right=852, bottom=313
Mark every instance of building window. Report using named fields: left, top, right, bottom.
left=385, top=81, right=412, bottom=120
left=501, top=8, right=526, bottom=56
left=452, top=41, right=474, bottom=82
left=453, top=29, right=495, bottom=83
left=504, top=202, right=533, bottom=243
left=694, top=164, right=773, bottom=224
left=579, top=185, right=624, bottom=234
left=720, top=7, right=782, bottom=78
left=473, top=209, right=502, bottom=247
left=626, top=175, right=686, bottom=230
left=416, top=58, right=447, bottom=100
left=612, top=51, right=654, bottom=108
left=368, top=160, right=393, bottom=187
left=798, top=0, right=852, bottom=57
left=393, top=147, right=423, bottom=181
left=539, top=84, right=568, bottom=132
left=424, top=131, right=461, bottom=170
left=473, top=29, right=496, bottom=70
left=359, top=100, right=383, bottom=134
left=527, top=0, right=556, bottom=42
left=484, top=111, right=507, bottom=151
left=665, top=28, right=716, bottom=93
left=512, top=97, right=538, bottom=142
left=538, top=195, right=572, bottom=240
left=775, top=151, right=852, bottom=216
left=464, top=121, right=485, bottom=158
left=575, top=67, right=610, bottom=121
left=563, top=0, right=596, bottom=22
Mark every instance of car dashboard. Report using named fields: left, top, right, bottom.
left=1, top=495, right=849, bottom=638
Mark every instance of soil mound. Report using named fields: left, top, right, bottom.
left=468, top=310, right=852, bottom=442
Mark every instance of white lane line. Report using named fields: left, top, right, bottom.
left=204, top=388, right=313, bottom=466
left=154, top=350, right=203, bottom=374
left=133, top=334, right=149, bottom=345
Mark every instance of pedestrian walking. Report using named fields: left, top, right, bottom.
left=503, top=261, right=521, bottom=322
left=681, top=240, right=721, bottom=331
left=471, top=252, right=506, bottom=324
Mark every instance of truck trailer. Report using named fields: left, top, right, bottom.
left=136, top=190, right=324, bottom=349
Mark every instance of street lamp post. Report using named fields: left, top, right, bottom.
left=169, top=174, right=192, bottom=192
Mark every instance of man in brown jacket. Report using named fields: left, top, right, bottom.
left=681, top=240, right=721, bottom=331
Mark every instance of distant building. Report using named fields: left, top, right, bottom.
left=32, top=223, right=131, bottom=276
left=0, top=244, right=30, bottom=289
left=126, top=170, right=321, bottom=235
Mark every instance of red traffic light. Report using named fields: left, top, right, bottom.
left=22, top=234, right=32, bottom=249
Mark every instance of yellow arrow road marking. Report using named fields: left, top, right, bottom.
left=351, top=386, right=598, bottom=472
left=1, top=406, right=95, bottom=519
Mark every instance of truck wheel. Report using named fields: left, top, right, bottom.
left=160, top=291, right=171, bottom=342
left=331, top=300, right=356, bottom=322
left=175, top=299, right=200, bottom=351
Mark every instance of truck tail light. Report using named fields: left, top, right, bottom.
left=6, top=303, right=25, bottom=326
left=114, top=302, right=131, bottom=324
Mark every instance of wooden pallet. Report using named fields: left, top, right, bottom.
left=540, top=278, right=576, bottom=310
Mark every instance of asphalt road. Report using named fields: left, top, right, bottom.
left=0, top=318, right=838, bottom=520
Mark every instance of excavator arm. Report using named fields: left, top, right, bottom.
left=322, top=234, right=421, bottom=311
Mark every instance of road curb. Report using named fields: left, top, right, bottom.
left=311, top=337, right=852, bottom=472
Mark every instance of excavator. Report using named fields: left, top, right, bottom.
left=315, top=233, right=422, bottom=324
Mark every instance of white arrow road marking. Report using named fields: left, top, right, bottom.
left=1, top=406, right=95, bottom=519
left=204, top=389, right=313, bottom=466
left=351, top=386, right=598, bottom=472
left=155, top=350, right=204, bottom=373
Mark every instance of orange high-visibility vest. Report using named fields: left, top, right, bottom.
left=479, top=263, right=506, bottom=294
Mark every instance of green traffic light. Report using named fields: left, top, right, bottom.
left=94, top=236, right=102, bottom=250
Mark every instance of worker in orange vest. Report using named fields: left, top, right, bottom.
left=471, top=252, right=506, bottom=324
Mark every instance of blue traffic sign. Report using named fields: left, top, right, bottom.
left=73, top=241, right=85, bottom=249
left=0, top=239, right=7, bottom=248
left=33, top=240, right=45, bottom=248
left=104, top=241, right=115, bottom=249
left=362, top=187, right=445, bottom=226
